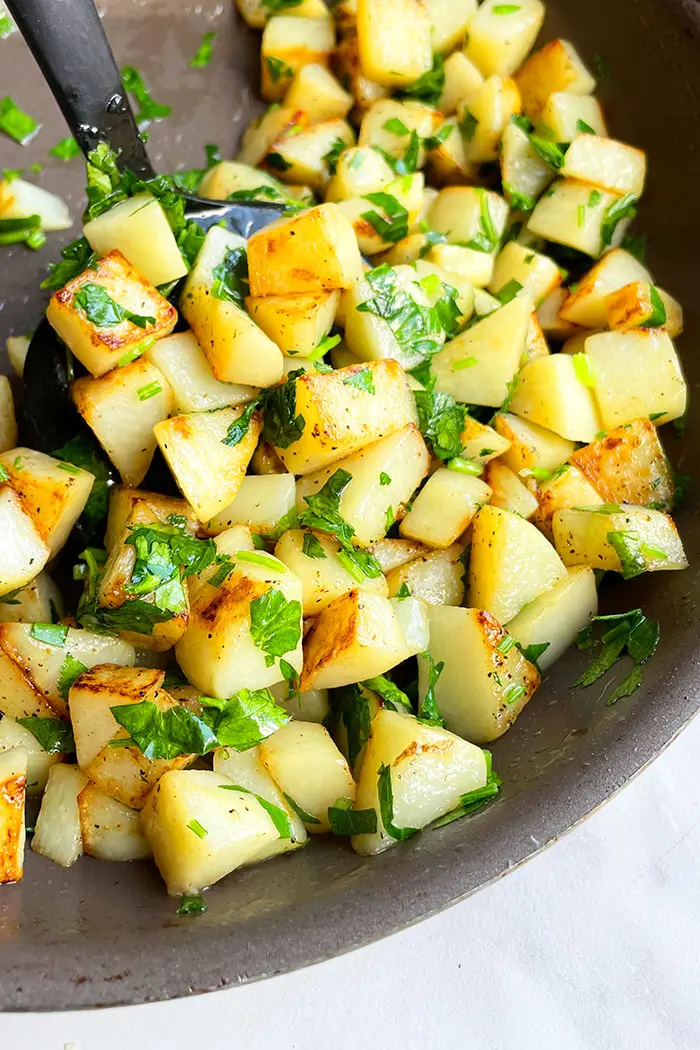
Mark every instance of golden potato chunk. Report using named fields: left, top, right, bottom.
left=570, top=419, right=675, bottom=511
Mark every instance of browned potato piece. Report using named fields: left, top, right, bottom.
left=104, top=487, right=197, bottom=553
left=532, top=464, right=603, bottom=541
left=0, top=746, right=27, bottom=883
left=569, top=418, right=675, bottom=511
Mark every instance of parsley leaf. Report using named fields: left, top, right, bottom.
left=362, top=675, right=412, bottom=712
left=414, top=390, right=467, bottom=461
left=462, top=188, right=499, bottom=253
left=327, top=684, right=372, bottom=771
left=323, top=136, right=347, bottom=175
left=262, top=371, right=306, bottom=448
left=30, top=623, right=67, bottom=647
left=0, top=96, right=41, bottom=145
left=515, top=640, right=550, bottom=670
left=73, top=283, right=155, bottom=330
left=327, top=797, right=378, bottom=836
left=283, top=793, right=321, bottom=824
left=223, top=784, right=294, bottom=839
left=249, top=588, right=302, bottom=667
left=57, top=654, right=88, bottom=701
left=265, top=56, right=293, bottom=83
left=222, top=398, right=260, bottom=447
left=302, top=533, right=327, bottom=559
left=343, top=368, right=375, bottom=394
left=122, top=65, right=172, bottom=126
left=601, top=193, right=638, bottom=248
left=377, top=763, right=419, bottom=841
left=177, top=895, right=207, bottom=915
left=606, top=530, right=646, bottom=579
left=379, top=472, right=391, bottom=486
left=41, top=236, right=98, bottom=290
left=189, top=30, right=215, bottom=68
left=299, top=470, right=383, bottom=581
left=52, top=434, right=112, bottom=524
left=17, top=716, right=75, bottom=754
left=400, top=54, right=445, bottom=107
left=211, top=246, right=249, bottom=307
left=418, top=650, right=445, bottom=725
left=361, top=192, right=409, bottom=243
left=573, top=609, right=660, bottom=706
left=356, top=263, right=452, bottom=365
left=432, top=751, right=502, bottom=827
left=49, top=136, right=80, bottom=161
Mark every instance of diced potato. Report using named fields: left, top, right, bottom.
left=0, top=176, right=71, bottom=230
left=336, top=173, right=424, bottom=256
left=418, top=606, right=540, bottom=743
left=488, top=242, right=561, bottom=307
left=78, top=783, right=151, bottom=861
left=245, top=290, right=338, bottom=356
left=584, top=329, right=687, bottom=428
left=432, top=295, right=531, bottom=407
left=515, top=39, right=596, bottom=119
left=301, top=590, right=429, bottom=690
left=460, top=76, right=522, bottom=165
left=400, top=469, right=491, bottom=548
left=369, top=538, right=428, bottom=573
left=0, top=746, right=26, bottom=883
left=207, top=474, right=296, bottom=537
left=6, top=334, right=30, bottom=378
left=83, top=194, right=188, bottom=287
left=509, top=353, right=602, bottom=442
left=484, top=460, right=538, bottom=519
left=236, top=0, right=330, bottom=28
left=424, top=0, right=477, bottom=53
left=72, top=358, right=173, bottom=487
left=180, top=226, right=283, bottom=388
left=154, top=405, right=261, bottom=522
left=561, top=134, right=646, bottom=197
left=358, top=100, right=440, bottom=171
left=527, top=179, right=625, bottom=258
left=213, top=744, right=307, bottom=855
left=0, top=623, right=136, bottom=719
left=284, top=63, right=353, bottom=123
left=386, top=543, right=465, bottom=606
left=176, top=554, right=303, bottom=697
left=295, top=425, right=430, bottom=546
left=459, top=417, right=511, bottom=466
left=539, top=92, right=607, bottom=143
left=464, top=0, right=545, bottom=78
left=426, top=119, right=475, bottom=181
left=70, top=666, right=194, bottom=808
left=0, top=717, right=61, bottom=795
left=32, top=763, right=88, bottom=868
left=507, top=566, right=597, bottom=671
left=141, top=769, right=283, bottom=895
left=198, top=160, right=305, bottom=205
left=532, top=464, right=603, bottom=541
left=251, top=440, right=287, bottom=477
left=437, top=52, right=485, bottom=115
left=325, top=146, right=395, bottom=203
left=274, top=529, right=388, bottom=615
left=0, top=572, right=62, bottom=626
left=104, top=487, right=197, bottom=553
left=356, top=0, right=432, bottom=88
left=0, top=377, right=17, bottom=453
left=424, top=243, right=493, bottom=289
left=261, top=16, right=335, bottom=101
left=247, top=203, right=363, bottom=296
left=469, top=504, right=567, bottom=623
left=268, top=119, right=355, bottom=190
left=352, top=708, right=488, bottom=855
left=500, top=121, right=555, bottom=211
left=553, top=505, right=688, bottom=574
left=494, top=412, right=575, bottom=473
left=270, top=360, right=417, bottom=475
left=429, top=186, right=509, bottom=247
left=524, top=312, right=549, bottom=361
left=269, top=682, right=330, bottom=724
left=605, top=282, right=682, bottom=338
left=0, top=486, right=51, bottom=598
left=537, top=287, right=583, bottom=341
left=259, top=721, right=355, bottom=832
left=570, top=419, right=674, bottom=511
left=332, top=30, right=391, bottom=115
left=47, top=250, right=177, bottom=378
left=237, top=106, right=310, bottom=168
left=146, top=331, right=258, bottom=413
left=0, top=448, right=94, bottom=557
left=559, top=248, right=652, bottom=328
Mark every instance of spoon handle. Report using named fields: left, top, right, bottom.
left=6, top=0, right=155, bottom=177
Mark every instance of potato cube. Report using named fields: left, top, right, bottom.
left=261, top=15, right=335, bottom=101
left=0, top=485, right=51, bottom=598
left=268, top=119, right=355, bottom=190
left=325, top=146, right=395, bottom=203
left=104, top=487, right=197, bottom=553
left=584, top=329, right=687, bottom=428
left=78, top=783, right=151, bottom=861
left=154, top=405, right=262, bottom=522
left=552, top=505, right=687, bottom=574
left=500, top=121, right=555, bottom=212
left=270, top=360, right=417, bottom=475
left=464, top=0, right=545, bottom=78
left=259, top=721, right=355, bottom=832
left=605, top=282, right=682, bottom=337
left=237, top=106, right=310, bottom=168
left=0, top=376, right=17, bottom=454
left=180, top=226, right=283, bottom=388
left=32, top=763, right=88, bottom=868
left=47, top=250, right=177, bottom=377
left=570, top=419, right=674, bottom=511
left=0, top=572, right=62, bottom=626
left=351, top=707, right=488, bottom=855
left=418, top=606, right=540, bottom=743
left=284, top=63, right=353, bottom=122
left=509, top=353, right=602, bottom=442
left=83, top=194, right=188, bottom=287
left=429, top=186, right=509, bottom=247
left=561, top=135, right=646, bottom=198
left=72, top=358, right=173, bottom=487
left=469, top=504, right=567, bottom=623
left=356, top=0, right=432, bottom=88
left=426, top=119, right=474, bottom=181
left=6, top=334, right=30, bottom=378
left=70, top=666, right=194, bottom=808
left=146, top=331, right=258, bottom=413
left=176, top=554, right=303, bottom=697
left=335, top=173, right=425, bottom=256
left=358, top=99, right=440, bottom=170
left=540, top=92, right=607, bottom=143
left=206, top=474, right=296, bottom=537
left=432, top=295, right=532, bottom=407
left=0, top=448, right=94, bottom=557
left=558, top=248, right=652, bottom=328
left=488, top=242, right=562, bottom=307
left=494, top=412, right=575, bottom=474
left=386, top=543, right=465, bottom=606
left=245, top=290, right=338, bottom=357
left=507, top=566, right=597, bottom=671
left=424, top=243, right=493, bottom=289
left=400, top=469, right=491, bottom=548
left=532, top=464, right=603, bottom=541
left=424, top=0, right=477, bottom=54
left=274, top=529, right=388, bottom=616
left=437, top=52, right=484, bottom=115
left=0, top=746, right=26, bottom=883
left=536, top=287, right=583, bottom=341
left=332, top=30, right=391, bottom=115
left=369, top=538, right=427, bottom=573
left=459, top=417, right=511, bottom=466
left=141, top=769, right=282, bottom=895
left=527, top=179, right=625, bottom=258
left=0, top=174, right=71, bottom=231
left=515, top=39, right=596, bottom=119
left=484, top=460, right=538, bottom=519
left=270, top=682, right=330, bottom=725
left=295, top=425, right=430, bottom=546
left=301, top=590, right=429, bottom=690
left=0, top=717, right=61, bottom=795
left=460, top=76, right=522, bottom=165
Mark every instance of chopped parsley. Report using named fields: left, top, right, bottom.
left=49, top=136, right=80, bottom=161
left=495, top=279, right=523, bottom=305
left=432, top=751, right=502, bottom=827
left=262, top=371, right=306, bottom=448
left=187, top=818, right=208, bottom=839
left=211, top=246, right=249, bottom=307
left=323, top=136, right=347, bottom=175
left=189, top=30, right=215, bottom=68
left=265, top=56, right=293, bottom=83
left=302, top=533, right=327, bottom=559
left=52, top=434, right=112, bottom=525
left=283, top=793, right=321, bottom=824
left=462, top=188, right=499, bottom=253
left=361, top=192, right=409, bottom=243
left=249, top=588, right=302, bottom=667
left=177, top=895, right=207, bottom=915
left=327, top=797, right=378, bottom=836
left=343, top=368, right=375, bottom=394
left=0, top=96, right=41, bottom=144
left=400, top=54, right=445, bottom=107
left=41, top=236, right=98, bottom=290
left=414, top=389, right=467, bottom=461
left=30, top=623, right=68, bottom=647
left=0, top=214, right=45, bottom=250
left=17, top=717, right=75, bottom=754
left=379, top=472, right=391, bottom=486
left=137, top=381, right=162, bottom=401
left=362, top=674, right=412, bottom=712
left=574, top=609, right=659, bottom=705
left=601, top=193, right=638, bottom=248
left=73, top=283, right=155, bottom=330
left=57, top=654, right=89, bottom=701
left=377, top=763, right=419, bottom=841
left=299, top=469, right=383, bottom=581
left=418, top=650, right=445, bottom=725
left=121, top=65, right=172, bottom=126
left=222, top=784, right=294, bottom=839
left=222, top=398, right=260, bottom=447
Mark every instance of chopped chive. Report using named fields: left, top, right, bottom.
left=30, top=622, right=68, bottom=647
left=137, top=381, right=163, bottom=401
left=236, top=550, right=285, bottom=573
left=503, top=683, right=526, bottom=705
left=447, top=456, right=482, bottom=475
left=117, top=336, right=156, bottom=367
left=186, top=818, right=208, bottom=839
left=452, top=356, right=477, bottom=371
left=572, top=352, right=596, bottom=388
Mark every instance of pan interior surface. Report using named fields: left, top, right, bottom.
left=0, top=0, right=698, bottom=1012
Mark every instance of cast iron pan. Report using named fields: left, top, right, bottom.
left=0, top=0, right=698, bottom=1012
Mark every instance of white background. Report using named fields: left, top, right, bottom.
left=5, top=713, right=700, bottom=1049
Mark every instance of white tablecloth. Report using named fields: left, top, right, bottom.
left=6, top=712, right=700, bottom=1049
